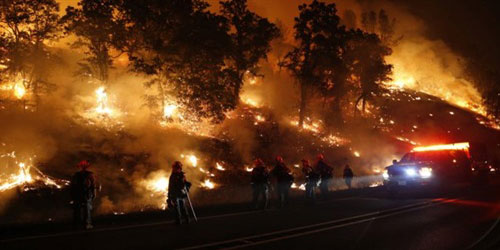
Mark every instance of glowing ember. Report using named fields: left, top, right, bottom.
left=95, top=86, right=113, bottom=115
left=245, top=165, right=253, bottom=172
left=13, top=83, right=26, bottom=99
left=413, top=142, right=469, bottom=152
left=0, top=162, right=32, bottom=191
left=215, top=162, right=226, bottom=171
left=242, top=97, right=261, bottom=108
left=149, top=177, right=169, bottom=193
left=188, top=155, right=198, bottom=167
left=0, top=153, right=67, bottom=192
left=200, top=179, right=215, bottom=189
left=255, top=115, right=265, bottom=122
left=140, top=171, right=169, bottom=209
left=353, top=151, right=361, bottom=157
left=322, top=134, right=350, bottom=147
left=369, top=182, right=383, bottom=187
left=0, top=75, right=27, bottom=100
left=394, top=136, right=418, bottom=145
left=163, top=104, right=177, bottom=118
left=289, top=117, right=321, bottom=134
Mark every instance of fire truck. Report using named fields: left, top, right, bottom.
left=383, top=142, right=473, bottom=191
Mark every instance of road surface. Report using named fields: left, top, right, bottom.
left=1, top=184, right=500, bottom=250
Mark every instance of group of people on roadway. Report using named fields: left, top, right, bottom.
left=251, top=154, right=355, bottom=210
left=70, top=154, right=355, bottom=228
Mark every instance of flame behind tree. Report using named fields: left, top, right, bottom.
left=111, top=0, right=278, bottom=123
left=62, top=0, right=126, bottom=83
left=281, top=1, right=393, bottom=127
left=0, top=0, right=62, bottom=108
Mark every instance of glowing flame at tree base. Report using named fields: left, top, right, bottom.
left=0, top=153, right=68, bottom=192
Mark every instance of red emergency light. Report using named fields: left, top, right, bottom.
left=412, top=142, right=470, bottom=152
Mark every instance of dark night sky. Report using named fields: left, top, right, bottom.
left=390, top=0, right=500, bottom=80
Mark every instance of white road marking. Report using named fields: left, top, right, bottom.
left=0, top=196, right=361, bottom=243
left=179, top=199, right=456, bottom=250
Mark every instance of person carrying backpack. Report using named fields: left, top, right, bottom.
left=302, top=159, right=319, bottom=204
left=71, top=160, right=96, bottom=230
left=251, top=158, right=270, bottom=209
left=271, top=156, right=293, bottom=208
left=315, top=154, right=333, bottom=199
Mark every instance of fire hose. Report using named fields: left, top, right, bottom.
left=184, top=187, right=198, bottom=222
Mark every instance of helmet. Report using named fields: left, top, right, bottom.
left=172, top=161, right=183, bottom=172
left=77, top=160, right=90, bottom=170
left=254, top=158, right=264, bottom=167
left=317, top=154, right=324, bottom=161
left=275, top=156, right=284, bottom=163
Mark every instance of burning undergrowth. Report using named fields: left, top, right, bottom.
left=0, top=81, right=499, bottom=224
left=1, top=0, right=500, bottom=225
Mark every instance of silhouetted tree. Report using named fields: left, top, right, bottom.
left=220, top=0, right=279, bottom=82
left=115, top=0, right=232, bottom=122
left=280, top=0, right=345, bottom=127
left=346, top=31, right=392, bottom=113
left=0, top=0, right=62, bottom=107
left=63, top=0, right=125, bottom=83
left=361, top=11, right=377, bottom=33
left=361, top=9, right=399, bottom=46
left=377, top=9, right=396, bottom=45
left=342, top=9, right=357, bottom=29
left=115, top=0, right=277, bottom=122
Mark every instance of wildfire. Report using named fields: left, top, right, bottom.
left=215, top=162, right=226, bottom=171
left=0, top=152, right=67, bottom=192
left=289, top=117, right=322, bottom=134
left=241, top=97, right=261, bottom=108
left=385, top=60, right=498, bottom=129
left=140, top=170, right=169, bottom=209
left=163, top=104, right=177, bottom=119
left=200, top=179, right=215, bottom=189
left=322, top=134, right=350, bottom=147
left=149, top=177, right=169, bottom=193
left=0, top=75, right=27, bottom=100
left=394, top=136, right=418, bottom=146
left=95, top=86, right=113, bottom=115
left=13, top=83, right=26, bottom=99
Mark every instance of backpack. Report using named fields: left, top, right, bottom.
left=72, top=171, right=95, bottom=201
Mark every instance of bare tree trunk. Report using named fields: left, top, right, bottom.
left=298, top=82, right=307, bottom=128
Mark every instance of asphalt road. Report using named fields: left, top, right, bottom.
left=1, top=184, right=500, bottom=250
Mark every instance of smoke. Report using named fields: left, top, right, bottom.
left=1, top=0, right=498, bottom=220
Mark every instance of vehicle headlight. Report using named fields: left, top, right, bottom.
left=405, top=168, right=417, bottom=177
left=419, top=167, right=432, bottom=178
left=382, top=169, right=389, bottom=180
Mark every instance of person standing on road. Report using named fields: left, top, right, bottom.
left=315, top=154, right=333, bottom=199
left=271, top=156, right=293, bottom=208
left=251, top=158, right=270, bottom=209
left=302, top=159, right=318, bottom=204
left=71, top=160, right=96, bottom=230
left=343, top=164, right=354, bottom=189
left=167, top=161, right=192, bottom=225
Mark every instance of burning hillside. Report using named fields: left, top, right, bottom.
left=0, top=0, right=499, bottom=224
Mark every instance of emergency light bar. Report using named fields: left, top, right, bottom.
left=412, top=142, right=470, bottom=152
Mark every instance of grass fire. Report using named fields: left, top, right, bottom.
left=0, top=0, right=499, bottom=230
